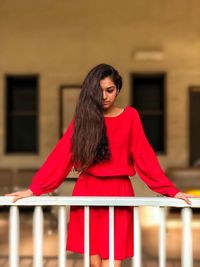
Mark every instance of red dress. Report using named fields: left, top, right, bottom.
left=29, top=106, right=180, bottom=260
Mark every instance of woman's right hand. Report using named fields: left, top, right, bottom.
left=4, top=189, right=34, bottom=203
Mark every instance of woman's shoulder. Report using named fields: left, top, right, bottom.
left=124, top=106, right=142, bottom=126
left=125, top=105, right=139, bottom=116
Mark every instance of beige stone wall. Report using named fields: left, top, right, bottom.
left=1, top=0, right=200, bottom=195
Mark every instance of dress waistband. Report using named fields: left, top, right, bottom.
left=79, top=171, right=129, bottom=179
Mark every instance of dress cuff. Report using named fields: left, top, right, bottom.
left=165, top=187, right=181, bottom=197
left=28, top=184, right=43, bottom=196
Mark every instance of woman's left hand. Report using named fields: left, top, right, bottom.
left=174, top=191, right=198, bottom=205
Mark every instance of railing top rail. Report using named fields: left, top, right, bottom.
left=0, top=196, right=200, bottom=207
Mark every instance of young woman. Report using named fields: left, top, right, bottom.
left=6, top=64, right=193, bottom=267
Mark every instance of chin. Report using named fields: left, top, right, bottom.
left=103, top=105, right=111, bottom=110
left=102, top=102, right=114, bottom=110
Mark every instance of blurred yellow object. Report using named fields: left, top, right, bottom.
left=185, top=189, right=200, bottom=196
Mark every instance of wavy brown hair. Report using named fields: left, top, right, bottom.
left=72, top=63, right=122, bottom=172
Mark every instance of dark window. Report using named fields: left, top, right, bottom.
left=131, top=73, right=166, bottom=153
left=5, top=75, right=38, bottom=153
left=189, top=87, right=200, bottom=166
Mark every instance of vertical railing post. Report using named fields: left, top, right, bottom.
left=181, top=207, right=193, bottom=267
left=58, top=206, right=67, bottom=267
left=109, top=206, right=114, bottom=267
left=133, top=206, right=141, bottom=267
left=159, top=207, right=166, bottom=267
left=9, top=206, right=20, bottom=267
left=33, top=206, right=44, bottom=267
left=84, top=206, right=90, bottom=267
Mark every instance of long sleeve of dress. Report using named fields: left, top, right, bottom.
left=130, top=110, right=180, bottom=197
left=28, top=119, right=74, bottom=196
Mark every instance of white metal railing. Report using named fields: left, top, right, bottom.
left=1, top=196, right=200, bottom=267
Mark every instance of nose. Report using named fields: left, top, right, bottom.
left=102, top=91, right=107, bottom=100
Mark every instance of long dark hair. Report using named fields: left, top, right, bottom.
left=72, top=63, right=122, bottom=172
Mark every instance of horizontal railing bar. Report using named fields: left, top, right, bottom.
left=0, top=196, right=200, bottom=207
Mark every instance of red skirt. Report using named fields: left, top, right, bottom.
left=66, top=172, right=134, bottom=260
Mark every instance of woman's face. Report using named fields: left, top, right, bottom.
left=100, top=76, right=118, bottom=110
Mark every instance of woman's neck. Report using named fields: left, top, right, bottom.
left=103, top=105, right=123, bottom=117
